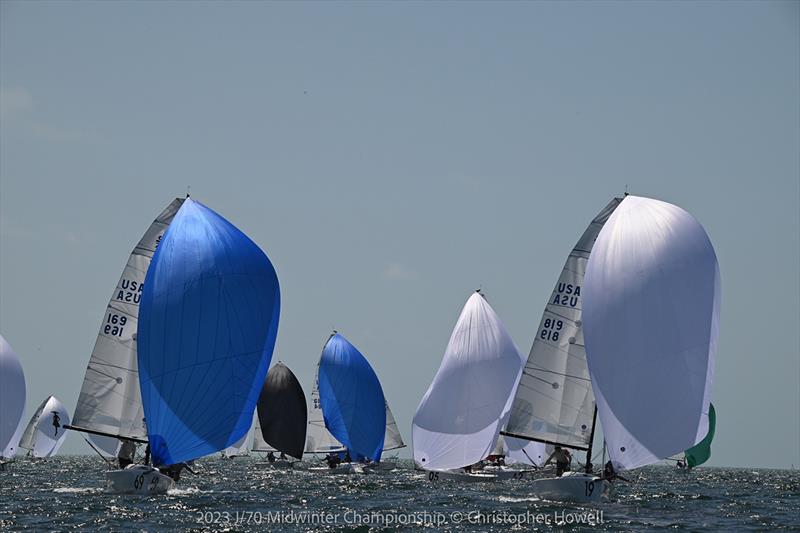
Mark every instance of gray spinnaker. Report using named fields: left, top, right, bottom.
left=257, top=362, right=308, bottom=460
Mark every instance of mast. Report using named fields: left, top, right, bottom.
left=584, top=405, right=598, bottom=473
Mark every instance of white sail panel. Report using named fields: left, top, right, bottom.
left=304, top=365, right=346, bottom=454
left=412, top=292, right=524, bottom=471
left=71, top=198, right=184, bottom=442
left=1, top=416, right=26, bottom=460
left=0, top=335, right=26, bottom=455
left=19, top=396, right=70, bottom=458
left=505, top=198, right=621, bottom=449
left=583, top=195, right=719, bottom=471
left=223, top=428, right=251, bottom=457
left=383, top=402, right=405, bottom=451
left=505, top=435, right=549, bottom=466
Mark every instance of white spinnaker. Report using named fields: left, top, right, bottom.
left=412, top=292, right=524, bottom=471
left=71, top=198, right=184, bottom=448
left=304, top=365, right=346, bottom=454
left=505, top=435, right=549, bottom=466
left=504, top=198, right=621, bottom=449
left=18, top=396, right=71, bottom=458
left=383, top=402, right=406, bottom=451
left=0, top=335, right=26, bottom=455
left=583, top=195, right=719, bottom=471
left=1, top=417, right=26, bottom=460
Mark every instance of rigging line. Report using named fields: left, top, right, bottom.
left=522, top=368, right=591, bottom=383
left=82, top=436, right=115, bottom=469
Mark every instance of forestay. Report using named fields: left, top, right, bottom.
left=504, top=198, right=621, bottom=450
left=318, top=333, right=386, bottom=462
left=138, top=198, right=281, bottom=467
left=0, top=335, right=26, bottom=456
left=71, top=198, right=184, bottom=447
left=256, top=362, right=307, bottom=460
left=412, top=292, right=524, bottom=471
left=583, top=195, right=719, bottom=471
left=18, top=396, right=71, bottom=458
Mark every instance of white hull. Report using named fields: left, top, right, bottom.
left=364, top=460, right=398, bottom=472
left=481, top=466, right=536, bottom=480
left=422, top=469, right=499, bottom=483
left=530, top=472, right=609, bottom=502
left=309, top=463, right=365, bottom=475
left=105, top=465, right=175, bottom=495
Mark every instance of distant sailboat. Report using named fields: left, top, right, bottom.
left=682, top=403, right=716, bottom=469
left=106, top=197, right=281, bottom=494
left=502, top=198, right=621, bottom=500
left=67, top=198, right=185, bottom=458
left=305, top=354, right=405, bottom=460
left=308, top=332, right=388, bottom=474
left=413, top=291, right=529, bottom=481
left=583, top=196, right=719, bottom=485
left=18, top=396, right=71, bottom=459
left=0, top=335, right=26, bottom=466
left=255, top=362, right=307, bottom=464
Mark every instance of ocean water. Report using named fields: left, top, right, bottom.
left=0, top=457, right=798, bottom=531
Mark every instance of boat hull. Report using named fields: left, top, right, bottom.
left=309, top=463, right=365, bottom=475
left=530, top=472, right=608, bottom=502
left=106, top=465, right=175, bottom=495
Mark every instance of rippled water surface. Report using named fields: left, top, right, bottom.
left=1, top=457, right=798, bottom=531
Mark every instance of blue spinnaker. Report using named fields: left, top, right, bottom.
left=138, top=198, right=280, bottom=467
left=318, top=333, right=386, bottom=462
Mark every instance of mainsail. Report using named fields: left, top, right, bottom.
left=317, top=333, right=386, bottom=462
left=0, top=335, right=26, bottom=457
left=685, top=403, right=716, bottom=468
left=503, top=198, right=621, bottom=450
left=70, top=198, right=184, bottom=446
left=383, top=401, right=406, bottom=451
left=256, top=362, right=307, bottom=460
left=412, top=292, right=524, bottom=471
left=18, top=396, right=71, bottom=458
left=583, top=195, right=719, bottom=471
left=138, top=197, right=280, bottom=467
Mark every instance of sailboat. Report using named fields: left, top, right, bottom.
left=413, top=291, right=529, bottom=482
left=253, top=362, right=307, bottom=467
left=583, top=195, right=719, bottom=492
left=18, top=396, right=71, bottom=459
left=66, top=198, right=185, bottom=460
left=0, top=335, right=26, bottom=467
left=304, top=348, right=406, bottom=467
left=308, top=332, right=387, bottom=474
left=674, top=403, right=716, bottom=469
left=501, top=198, right=621, bottom=501
left=105, top=196, right=281, bottom=494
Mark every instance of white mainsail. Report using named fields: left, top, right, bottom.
left=18, top=396, right=71, bottom=458
left=503, top=198, right=621, bottom=450
left=0, top=335, right=26, bottom=458
left=70, top=198, right=184, bottom=448
left=583, top=195, right=719, bottom=471
left=412, top=292, right=524, bottom=471
left=304, top=366, right=406, bottom=454
left=304, top=364, right=346, bottom=454
left=383, top=402, right=406, bottom=451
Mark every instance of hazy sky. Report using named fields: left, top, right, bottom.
left=1, top=1, right=797, bottom=469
